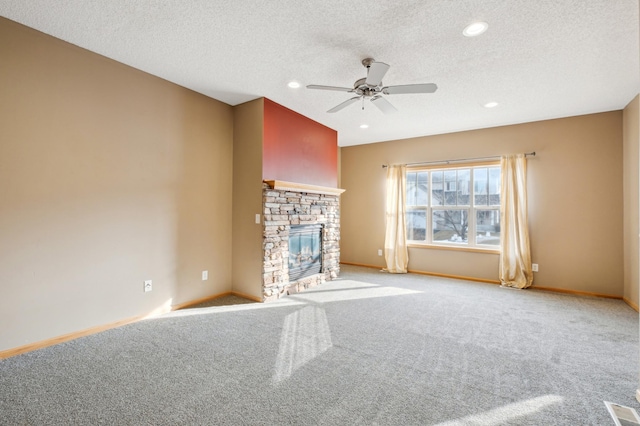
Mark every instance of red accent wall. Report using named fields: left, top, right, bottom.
left=263, top=98, right=338, bottom=187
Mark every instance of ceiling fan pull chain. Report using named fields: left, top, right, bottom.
left=362, top=96, right=365, bottom=110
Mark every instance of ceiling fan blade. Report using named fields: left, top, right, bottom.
left=365, top=62, right=390, bottom=87
left=327, top=96, right=361, bottom=113
left=307, top=85, right=354, bottom=92
left=370, top=96, right=398, bottom=114
left=383, top=83, right=438, bottom=95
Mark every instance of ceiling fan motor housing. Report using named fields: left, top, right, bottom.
left=354, top=77, right=382, bottom=97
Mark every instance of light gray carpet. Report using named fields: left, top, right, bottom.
left=1, top=265, right=637, bottom=425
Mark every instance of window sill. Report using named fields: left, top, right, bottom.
left=407, top=242, right=500, bottom=255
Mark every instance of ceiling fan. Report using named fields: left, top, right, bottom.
left=307, top=58, right=437, bottom=114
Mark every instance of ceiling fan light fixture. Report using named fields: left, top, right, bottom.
left=463, top=21, right=488, bottom=37
left=287, top=81, right=301, bottom=89
left=484, top=101, right=499, bottom=108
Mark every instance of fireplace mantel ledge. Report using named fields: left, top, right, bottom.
left=264, top=180, right=345, bottom=196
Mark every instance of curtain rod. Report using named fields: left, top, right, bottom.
left=382, top=151, right=536, bottom=168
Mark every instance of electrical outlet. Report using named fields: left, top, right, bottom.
left=202, top=270, right=208, bottom=281
left=532, top=264, right=539, bottom=272
left=144, top=280, right=152, bottom=292
left=255, top=214, right=261, bottom=224
left=377, top=249, right=383, bottom=256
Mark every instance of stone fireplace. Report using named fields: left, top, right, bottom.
left=262, top=180, right=344, bottom=302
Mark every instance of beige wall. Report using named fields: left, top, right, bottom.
left=624, top=95, right=640, bottom=309
left=341, top=112, right=624, bottom=296
left=0, top=18, right=234, bottom=352
left=231, top=99, right=264, bottom=300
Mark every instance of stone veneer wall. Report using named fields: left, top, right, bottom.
left=262, top=184, right=340, bottom=302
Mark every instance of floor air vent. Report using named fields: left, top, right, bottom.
left=605, top=401, right=640, bottom=426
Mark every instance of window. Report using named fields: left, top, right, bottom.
left=406, top=164, right=501, bottom=249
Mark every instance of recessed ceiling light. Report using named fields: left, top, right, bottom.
left=463, top=22, right=488, bottom=37
left=484, top=101, right=499, bottom=108
left=360, top=124, right=369, bottom=129
left=287, top=81, right=301, bottom=89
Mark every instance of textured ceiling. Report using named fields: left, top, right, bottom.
left=1, top=0, right=638, bottom=146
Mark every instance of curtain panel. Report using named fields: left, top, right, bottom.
left=499, top=154, right=533, bottom=288
left=384, top=165, right=408, bottom=273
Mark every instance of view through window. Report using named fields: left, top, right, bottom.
left=406, top=164, right=501, bottom=248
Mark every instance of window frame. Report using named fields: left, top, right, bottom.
left=406, top=161, right=501, bottom=253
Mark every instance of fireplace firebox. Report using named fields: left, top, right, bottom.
left=288, top=224, right=323, bottom=282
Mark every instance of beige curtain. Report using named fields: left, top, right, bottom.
left=384, top=165, right=408, bottom=273
left=499, top=154, right=533, bottom=288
